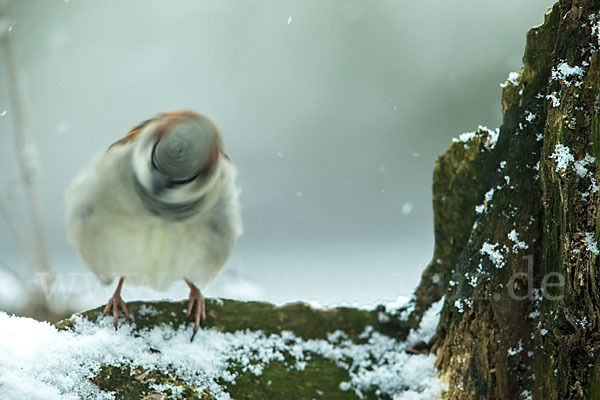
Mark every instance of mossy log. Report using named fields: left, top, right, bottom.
left=55, top=299, right=416, bottom=399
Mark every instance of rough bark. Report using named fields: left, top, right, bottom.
left=430, top=1, right=600, bottom=398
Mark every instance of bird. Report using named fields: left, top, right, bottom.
left=65, top=111, right=242, bottom=339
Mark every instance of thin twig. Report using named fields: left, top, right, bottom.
left=0, top=190, right=33, bottom=254
left=0, top=4, right=53, bottom=280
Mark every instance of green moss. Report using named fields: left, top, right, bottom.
left=589, top=360, right=600, bottom=400
left=223, top=356, right=363, bottom=400
left=90, top=356, right=363, bottom=400
left=593, top=113, right=600, bottom=168
left=91, top=364, right=211, bottom=400
left=501, top=68, right=523, bottom=112
left=57, top=298, right=405, bottom=342
left=556, top=119, right=573, bottom=144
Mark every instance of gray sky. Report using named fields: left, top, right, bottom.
left=0, top=0, right=555, bottom=309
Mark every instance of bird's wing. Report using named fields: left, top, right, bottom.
left=108, top=118, right=153, bottom=149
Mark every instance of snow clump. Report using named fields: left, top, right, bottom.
left=550, top=143, right=575, bottom=172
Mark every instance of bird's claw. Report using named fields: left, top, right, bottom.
left=103, top=293, right=129, bottom=330
left=186, top=282, right=206, bottom=341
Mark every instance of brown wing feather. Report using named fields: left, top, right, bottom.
left=107, top=111, right=225, bottom=168
left=108, top=118, right=153, bottom=149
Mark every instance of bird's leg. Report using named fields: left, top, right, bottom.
left=103, top=277, right=129, bottom=330
left=184, top=278, right=206, bottom=341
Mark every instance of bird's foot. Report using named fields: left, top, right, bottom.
left=103, top=278, right=129, bottom=330
left=185, top=279, right=206, bottom=342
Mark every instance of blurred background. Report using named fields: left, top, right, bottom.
left=0, top=0, right=554, bottom=319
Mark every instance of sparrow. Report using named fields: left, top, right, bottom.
left=65, top=111, right=242, bottom=339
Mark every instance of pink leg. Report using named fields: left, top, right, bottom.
left=185, top=278, right=206, bottom=340
left=103, top=277, right=129, bottom=329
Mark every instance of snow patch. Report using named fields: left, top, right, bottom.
left=507, top=229, right=529, bottom=254
left=451, top=126, right=499, bottom=150
left=500, top=71, right=520, bottom=88
left=584, top=232, right=599, bottom=255
left=406, top=298, right=444, bottom=347
left=0, top=307, right=445, bottom=400
left=546, top=92, right=561, bottom=108
left=480, top=242, right=506, bottom=269
left=574, top=154, right=595, bottom=178
left=524, top=111, right=536, bottom=123
left=507, top=340, right=523, bottom=356
left=550, top=143, right=574, bottom=172
left=551, top=61, right=585, bottom=87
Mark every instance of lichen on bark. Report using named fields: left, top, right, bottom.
left=429, top=1, right=600, bottom=398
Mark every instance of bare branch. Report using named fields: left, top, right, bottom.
left=0, top=4, right=53, bottom=279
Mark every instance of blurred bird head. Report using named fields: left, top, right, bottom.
left=120, top=111, right=223, bottom=219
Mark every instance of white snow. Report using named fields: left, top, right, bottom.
left=454, top=298, right=472, bottom=314
left=480, top=242, right=506, bottom=269
left=305, top=294, right=410, bottom=314
left=484, top=187, right=495, bottom=203
left=383, top=295, right=411, bottom=314
left=507, top=339, right=523, bottom=356
left=0, top=306, right=445, bottom=400
left=546, top=92, right=561, bottom=108
left=451, top=126, right=499, bottom=150
left=500, top=71, right=520, bottom=88
left=406, top=298, right=444, bottom=347
left=591, top=14, right=600, bottom=49
left=574, top=154, right=595, bottom=178
left=456, top=132, right=476, bottom=143
left=529, top=310, right=540, bottom=320
left=507, top=229, right=529, bottom=254
left=584, top=232, right=600, bottom=256
left=479, top=126, right=500, bottom=150
left=524, top=111, right=536, bottom=123
left=521, top=389, right=533, bottom=400
left=454, top=299, right=465, bottom=313
left=550, top=143, right=574, bottom=172
left=551, top=61, right=585, bottom=87
left=475, top=186, right=497, bottom=214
